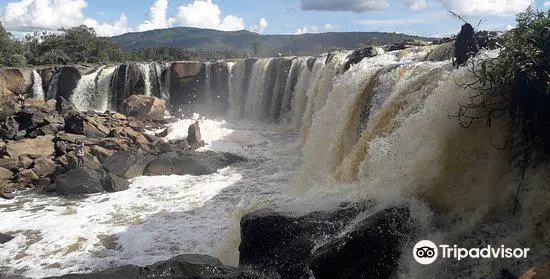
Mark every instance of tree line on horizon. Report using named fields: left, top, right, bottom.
left=0, top=22, right=247, bottom=67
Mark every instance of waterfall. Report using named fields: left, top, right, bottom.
left=162, top=62, right=172, bottom=102
left=205, top=62, right=213, bottom=104
left=71, top=67, right=105, bottom=112
left=46, top=71, right=60, bottom=100
left=31, top=70, right=45, bottom=100
left=138, top=63, right=152, bottom=96
left=228, top=61, right=246, bottom=119
left=95, top=66, right=118, bottom=112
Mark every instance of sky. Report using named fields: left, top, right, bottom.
left=0, top=0, right=549, bottom=38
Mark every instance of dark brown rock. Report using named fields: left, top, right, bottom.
left=187, top=121, right=202, bottom=145
left=120, top=95, right=166, bottom=121
left=143, top=158, right=172, bottom=176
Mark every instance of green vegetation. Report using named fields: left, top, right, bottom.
left=454, top=7, right=550, bottom=208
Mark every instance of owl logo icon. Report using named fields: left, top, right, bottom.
left=413, top=240, right=438, bottom=265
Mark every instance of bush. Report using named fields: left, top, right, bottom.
left=5, top=54, right=27, bottom=67
left=455, top=7, right=550, bottom=168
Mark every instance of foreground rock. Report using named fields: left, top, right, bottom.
left=239, top=202, right=374, bottom=279
left=55, top=167, right=128, bottom=195
left=310, top=207, right=414, bottom=279
left=121, top=95, right=166, bottom=121
left=47, top=254, right=270, bottom=279
left=0, top=232, right=14, bottom=244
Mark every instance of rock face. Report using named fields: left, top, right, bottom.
left=47, top=254, right=270, bottom=279
left=310, top=207, right=414, bottom=279
left=55, top=67, right=82, bottom=101
left=425, top=41, right=455, bottom=62
left=120, top=95, right=166, bottom=121
left=386, top=39, right=429, bottom=52
left=169, top=61, right=203, bottom=110
left=239, top=202, right=374, bottom=279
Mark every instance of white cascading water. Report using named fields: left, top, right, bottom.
left=46, top=71, right=60, bottom=100
left=72, top=67, right=105, bottom=112
left=95, top=66, right=118, bottom=112
left=31, top=70, right=45, bottom=100
left=1, top=47, right=548, bottom=279
left=138, top=63, right=152, bottom=96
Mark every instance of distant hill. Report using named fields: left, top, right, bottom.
left=112, top=27, right=436, bottom=56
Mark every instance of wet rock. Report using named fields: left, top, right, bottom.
left=110, top=64, right=147, bottom=110
left=425, top=41, right=456, bottom=62
left=5, top=135, right=55, bottom=159
left=102, top=173, right=130, bottom=193
left=386, top=39, right=429, bottom=51
left=121, top=95, right=166, bottom=121
left=240, top=202, right=373, bottom=279
left=55, top=167, right=105, bottom=195
left=32, top=156, right=56, bottom=177
left=187, top=121, right=202, bottom=145
left=143, top=157, right=172, bottom=176
left=171, top=151, right=244, bottom=176
left=169, top=61, right=204, bottom=110
left=0, top=192, right=15, bottom=200
left=102, top=151, right=150, bottom=179
left=310, top=207, right=414, bottom=279
left=47, top=254, right=271, bottom=279
left=155, top=127, right=170, bottom=138
left=55, top=67, right=81, bottom=101
left=454, top=23, right=479, bottom=67
left=0, top=232, right=14, bottom=244
left=343, top=46, right=381, bottom=72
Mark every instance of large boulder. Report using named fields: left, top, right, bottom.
left=5, top=135, right=55, bottom=159
left=121, top=95, right=166, bottom=121
left=187, top=121, right=202, bottom=145
left=143, top=157, right=172, bottom=176
left=239, top=202, right=373, bottom=279
left=171, top=151, right=244, bottom=176
left=55, top=167, right=105, bottom=195
left=310, top=207, right=414, bottom=279
left=0, top=232, right=14, bottom=244
left=102, top=173, right=130, bottom=193
left=425, top=41, right=455, bottom=62
left=47, top=254, right=270, bottom=279
left=32, top=156, right=56, bottom=177
left=0, top=69, right=30, bottom=96
left=55, top=167, right=129, bottom=195
left=102, top=151, right=150, bottom=179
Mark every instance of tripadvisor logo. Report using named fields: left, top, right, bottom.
left=413, top=240, right=530, bottom=265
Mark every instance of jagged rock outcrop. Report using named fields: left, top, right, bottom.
left=342, top=46, right=381, bottom=73
left=239, top=202, right=374, bottom=279
left=310, top=207, right=414, bottom=279
left=47, top=254, right=271, bottom=279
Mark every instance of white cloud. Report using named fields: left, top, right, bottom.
left=84, top=13, right=132, bottom=36
left=295, top=23, right=339, bottom=35
left=0, top=0, right=131, bottom=36
left=176, top=0, right=244, bottom=31
left=544, top=1, right=550, bottom=7
left=402, top=0, right=427, bottom=11
left=137, top=0, right=176, bottom=32
left=249, top=18, right=269, bottom=34
left=439, top=0, right=533, bottom=16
